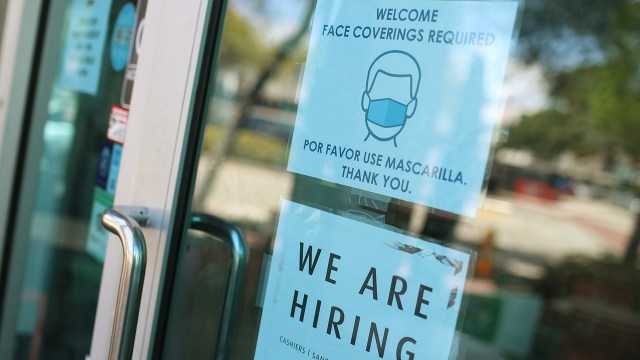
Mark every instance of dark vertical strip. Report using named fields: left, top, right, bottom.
left=0, top=0, right=51, bottom=323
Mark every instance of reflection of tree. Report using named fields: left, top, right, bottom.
left=218, top=9, right=267, bottom=67
left=508, top=68, right=605, bottom=159
left=193, top=0, right=316, bottom=209
left=510, top=0, right=640, bottom=262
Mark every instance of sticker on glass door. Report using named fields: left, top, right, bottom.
left=287, top=0, right=519, bottom=216
left=255, top=200, right=470, bottom=359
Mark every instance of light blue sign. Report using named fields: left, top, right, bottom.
left=110, top=3, right=137, bottom=72
left=59, top=0, right=113, bottom=95
left=255, top=200, right=470, bottom=359
left=287, top=0, right=518, bottom=216
left=106, top=143, right=122, bottom=195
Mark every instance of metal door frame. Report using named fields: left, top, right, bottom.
left=87, top=0, right=219, bottom=358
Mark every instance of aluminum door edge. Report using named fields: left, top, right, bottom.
left=87, top=0, right=213, bottom=358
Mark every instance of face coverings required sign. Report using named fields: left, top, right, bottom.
left=287, top=0, right=518, bottom=216
left=255, top=200, right=470, bottom=359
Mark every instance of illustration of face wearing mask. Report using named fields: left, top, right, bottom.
left=361, top=51, right=421, bottom=147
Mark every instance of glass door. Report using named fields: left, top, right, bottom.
left=85, top=0, right=221, bottom=358
left=0, top=0, right=220, bottom=359
left=76, top=0, right=640, bottom=359
left=0, top=0, right=141, bottom=358
left=147, top=0, right=640, bottom=359
left=140, top=0, right=510, bottom=358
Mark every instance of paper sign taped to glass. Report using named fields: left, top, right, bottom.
left=287, top=0, right=518, bottom=216
left=255, top=200, right=470, bottom=359
left=58, top=0, right=113, bottom=95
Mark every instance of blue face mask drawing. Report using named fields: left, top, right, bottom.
left=366, top=98, right=409, bottom=128
left=361, top=51, right=422, bottom=147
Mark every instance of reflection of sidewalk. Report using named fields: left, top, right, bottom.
left=456, top=193, right=635, bottom=263
left=195, top=157, right=293, bottom=225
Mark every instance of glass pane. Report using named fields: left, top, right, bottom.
left=2, top=1, right=137, bottom=358
left=161, top=0, right=640, bottom=359
left=162, top=228, right=231, bottom=359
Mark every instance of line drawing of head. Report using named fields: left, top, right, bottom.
left=361, top=50, right=421, bottom=147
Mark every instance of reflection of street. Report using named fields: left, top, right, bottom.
left=457, top=193, right=635, bottom=271
left=196, top=157, right=637, bottom=264
left=195, top=157, right=293, bottom=225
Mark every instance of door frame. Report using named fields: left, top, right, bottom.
left=0, top=0, right=227, bottom=357
left=0, top=1, right=67, bottom=358
left=86, top=0, right=227, bottom=358
left=0, top=0, right=44, bottom=283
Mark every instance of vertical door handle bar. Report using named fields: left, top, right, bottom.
left=190, top=213, right=248, bottom=360
left=102, top=208, right=147, bottom=360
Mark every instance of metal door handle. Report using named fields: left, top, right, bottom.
left=101, top=207, right=148, bottom=360
left=190, top=213, right=248, bottom=360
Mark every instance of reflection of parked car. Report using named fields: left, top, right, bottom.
left=513, top=178, right=561, bottom=201
left=489, top=163, right=574, bottom=200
